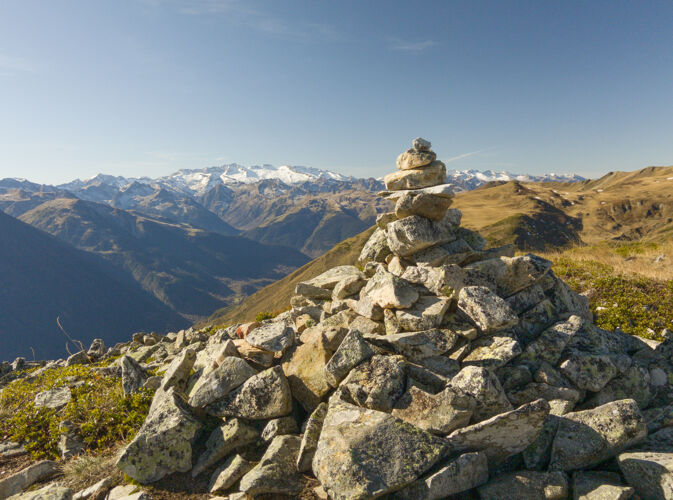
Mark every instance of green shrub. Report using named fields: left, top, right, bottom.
left=255, top=311, right=276, bottom=322
left=552, top=256, right=673, bottom=340
left=0, top=365, right=153, bottom=459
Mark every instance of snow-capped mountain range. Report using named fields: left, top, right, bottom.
left=5, top=163, right=583, bottom=197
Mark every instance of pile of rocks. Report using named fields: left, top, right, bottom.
left=4, top=138, right=673, bottom=500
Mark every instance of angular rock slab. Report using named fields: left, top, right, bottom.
left=239, top=435, right=304, bottom=496
left=297, top=402, right=328, bottom=472
left=549, top=399, right=647, bottom=471
left=34, top=387, right=71, bottom=409
left=392, top=385, right=475, bottom=435
left=446, top=398, right=550, bottom=464
left=394, top=191, right=451, bottom=220
left=339, top=354, right=407, bottom=412
left=282, top=336, right=332, bottom=411
left=386, top=212, right=459, bottom=257
left=618, top=451, right=673, bottom=500
left=396, top=148, right=437, bottom=170
left=519, top=315, right=584, bottom=365
left=312, top=399, right=447, bottom=500
left=360, top=267, right=419, bottom=309
left=120, top=355, right=147, bottom=395
left=191, top=418, right=258, bottom=477
left=160, top=348, right=196, bottom=392
left=188, top=356, right=257, bottom=408
left=206, top=366, right=292, bottom=420
left=208, top=454, right=254, bottom=493
left=572, top=471, right=635, bottom=500
left=358, top=227, right=391, bottom=264
left=477, top=470, right=569, bottom=500
left=395, top=296, right=451, bottom=331
left=116, top=388, right=202, bottom=484
left=324, top=329, right=374, bottom=388
left=450, top=365, right=513, bottom=422
left=244, top=322, right=294, bottom=354
left=462, top=334, right=522, bottom=369
left=457, top=286, right=518, bottom=333
left=0, top=460, right=59, bottom=499
left=559, top=352, right=618, bottom=392
left=392, top=452, right=488, bottom=500
left=363, top=329, right=457, bottom=362
left=7, top=485, right=73, bottom=500
left=384, top=160, right=446, bottom=190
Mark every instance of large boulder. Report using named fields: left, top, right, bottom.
left=191, top=419, right=258, bottom=477
left=239, top=435, right=304, bottom=496
left=618, top=451, right=673, bottom=500
left=450, top=366, right=513, bottom=421
left=244, top=322, right=294, bottom=354
left=363, top=329, right=457, bottom=362
left=384, top=161, right=446, bottom=190
left=394, top=191, right=451, bottom=220
left=446, top=398, right=550, bottom=464
left=339, top=355, right=407, bottom=412
left=282, top=336, right=332, bottom=411
left=312, top=398, right=447, bottom=500
left=188, top=356, right=257, bottom=408
left=360, top=267, right=419, bottom=309
left=549, top=399, right=647, bottom=471
left=324, top=329, right=374, bottom=387
left=392, top=385, right=475, bottom=434
left=386, top=211, right=460, bottom=257
left=206, top=366, right=292, bottom=420
left=457, top=286, right=518, bottom=333
left=116, top=388, right=202, bottom=483
left=396, top=148, right=437, bottom=170
left=120, top=355, right=147, bottom=395
left=395, top=296, right=451, bottom=331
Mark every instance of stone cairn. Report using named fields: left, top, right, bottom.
left=3, top=139, right=673, bottom=500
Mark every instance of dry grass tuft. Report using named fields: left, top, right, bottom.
left=60, top=447, right=124, bottom=492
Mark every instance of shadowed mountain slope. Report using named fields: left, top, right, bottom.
left=0, top=210, right=189, bottom=361
left=18, top=198, right=309, bottom=321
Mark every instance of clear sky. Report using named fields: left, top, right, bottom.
left=1, top=0, right=673, bottom=184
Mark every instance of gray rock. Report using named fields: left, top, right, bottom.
left=462, top=334, right=523, bottom=369
left=324, top=329, right=374, bottom=388
left=120, top=355, right=147, bottom=395
left=572, top=471, right=635, bottom=500
left=160, top=348, right=196, bottom=392
left=458, top=286, right=518, bottom=333
left=333, top=273, right=367, bottom=300
left=549, top=399, right=647, bottom=471
left=392, top=385, right=475, bottom=434
left=358, top=227, right=392, bottom=264
left=352, top=294, right=384, bottom=321
left=586, top=365, right=653, bottom=410
left=643, top=404, right=673, bottom=433
left=395, top=296, right=451, bottom=331
left=339, top=355, right=407, bottom=412
left=450, top=366, right=513, bottom=421
left=467, top=254, right=553, bottom=297
left=87, top=338, right=106, bottom=358
left=297, top=402, right=328, bottom=472
left=412, top=137, right=432, bottom=151
left=379, top=183, right=454, bottom=200
left=282, top=335, right=333, bottom=411
left=191, top=418, right=258, bottom=477
left=396, top=148, right=437, bottom=170
left=477, top=470, right=569, bottom=500
left=312, top=399, right=447, bottom=500
left=239, top=435, right=304, bottom=496
left=386, top=212, right=459, bottom=257
left=208, top=454, right=254, bottom=493
left=363, top=329, right=457, bottom=362
left=506, top=283, right=546, bottom=314
left=295, top=281, right=332, bottom=299
left=188, top=356, right=257, bottom=408
left=507, top=382, right=581, bottom=409
left=66, top=350, right=90, bottom=366
left=244, top=322, right=294, bottom=354
left=519, top=315, right=584, bottom=365
left=0, top=441, right=26, bottom=458
left=58, top=420, right=85, bottom=459
left=303, top=266, right=365, bottom=290
left=206, top=366, right=292, bottom=420
left=395, top=191, right=451, bottom=221
left=7, top=485, right=73, bottom=500
left=116, top=388, right=202, bottom=483
left=384, top=160, right=446, bottom=190
left=0, top=460, right=59, bottom=499
left=446, top=398, right=550, bottom=464
left=72, top=476, right=114, bottom=500
left=34, top=387, right=71, bottom=409
left=400, top=265, right=445, bottom=294
left=392, top=452, right=489, bottom=500
left=349, top=315, right=385, bottom=334
left=261, top=416, right=298, bottom=442
left=360, top=267, right=419, bottom=309
left=559, top=353, right=618, bottom=392
left=618, top=451, right=673, bottom=500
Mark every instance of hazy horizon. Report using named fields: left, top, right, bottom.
left=2, top=1, right=673, bottom=183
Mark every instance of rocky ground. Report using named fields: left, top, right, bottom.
left=1, top=139, right=673, bottom=499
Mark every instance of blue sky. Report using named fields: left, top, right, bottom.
left=1, top=0, right=673, bottom=184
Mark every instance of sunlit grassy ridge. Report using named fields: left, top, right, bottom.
left=542, top=241, right=673, bottom=340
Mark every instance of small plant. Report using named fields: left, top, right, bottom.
left=255, top=311, right=276, bottom=322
